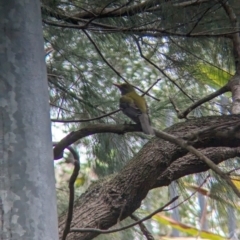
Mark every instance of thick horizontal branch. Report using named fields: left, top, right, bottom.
left=44, top=0, right=211, bottom=20
left=53, top=124, right=141, bottom=160
left=57, top=115, right=240, bottom=240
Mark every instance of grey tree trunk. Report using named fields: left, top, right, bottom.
left=0, top=1, right=59, bottom=239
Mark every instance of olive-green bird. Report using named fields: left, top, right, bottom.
left=114, top=83, right=154, bottom=135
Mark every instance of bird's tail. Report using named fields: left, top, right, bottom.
left=139, top=113, right=155, bottom=135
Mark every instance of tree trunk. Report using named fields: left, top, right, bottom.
left=0, top=1, right=59, bottom=239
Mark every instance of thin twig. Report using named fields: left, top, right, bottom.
left=82, top=29, right=125, bottom=80
left=187, top=2, right=217, bottom=35
left=134, top=37, right=194, bottom=102
left=130, top=214, right=155, bottom=240
left=83, top=29, right=159, bottom=101
left=43, top=15, right=239, bottom=38
left=173, top=0, right=210, bottom=7
left=169, top=37, right=233, bottom=76
left=133, top=28, right=239, bottom=38
left=141, top=78, right=161, bottom=97
left=70, top=196, right=178, bottom=233
left=105, top=0, right=135, bottom=15
left=81, top=1, right=116, bottom=28
left=133, top=85, right=160, bottom=101
left=48, top=77, right=119, bottom=122
left=227, top=167, right=240, bottom=175
left=169, top=97, right=180, bottom=115
left=50, top=102, right=77, bottom=115
left=164, top=174, right=210, bottom=211
left=48, top=78, right=93, bottom=107
left=61, top=146, right=80, bottom=240
left=177, top=84, right=230, bottom=119
left=51, top=109, right=120, bottom=123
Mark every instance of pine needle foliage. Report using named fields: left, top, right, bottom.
left=42, top=0, right=240, bottom=237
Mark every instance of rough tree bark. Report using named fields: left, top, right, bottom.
left=57, top=115, right=240, bottom=240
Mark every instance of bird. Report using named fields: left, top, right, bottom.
left=113, top=82, right=154, bottom=135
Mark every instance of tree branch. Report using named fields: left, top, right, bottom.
left=70, top=197, right=178, bottom=234
left=51, top=109, right=120, bottom=123
left=176, top=84, right=230, bottom=119
left=153, top=126, right=240, bottom=197
left=62, top=146, right=80, bottom=240
left=57, top=115, right=240, bottom=240
left=130, top=214, right=155, bottom=240
left=53, top=124, right=142, bottom=160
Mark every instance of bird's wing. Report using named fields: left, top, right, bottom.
left=120, top=96, right=154, bottom=135
left=119, top=96, right=141, bottom=123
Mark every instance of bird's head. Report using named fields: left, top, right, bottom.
left=113, top=83, right=135, bottom=95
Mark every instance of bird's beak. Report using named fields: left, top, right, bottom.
left=113, top=83, right=121, bottom=88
